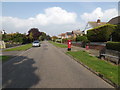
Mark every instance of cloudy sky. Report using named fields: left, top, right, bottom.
left=1, top=2, right=118, bottom=36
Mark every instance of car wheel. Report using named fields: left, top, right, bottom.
left=100, top=56, right=105, bottom=60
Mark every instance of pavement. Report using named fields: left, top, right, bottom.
left=1, top=51, right=23, bottom=56
left=2, top=41, right=113, bottom=88
left=60, top=44, right=100, bottom=57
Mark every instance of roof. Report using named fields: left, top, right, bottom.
left=72, top=30, right=83, bottom=34
left=108, top=16, right=120, bottom=25
left=59, top=33, right=66, bottom=37
left=88, top=21, right=106, bottom=28
left=66, top=32, right=72, bottom=35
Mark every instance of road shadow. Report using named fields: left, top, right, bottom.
left=2, top=55, right=40, bottom=88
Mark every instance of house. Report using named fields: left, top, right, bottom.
left=66, top=32, right=73, bottom=38
left=83, top=19, right=107, bottom=34
left=72, top=29, right=84, bottom=38
left=0, top=30, right=6, bottom=34
left=108, top=16, right=120, bottom=25
left=58, top=33, right=66, bottom=39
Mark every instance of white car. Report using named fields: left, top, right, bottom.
left=32, top=40, right=41, bottom=47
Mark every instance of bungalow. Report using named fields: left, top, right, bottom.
left=58, top=33, right=66, bottom=39
left=83, top=19, right=107, bottom=34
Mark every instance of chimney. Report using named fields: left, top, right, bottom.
left=97, top=19, right=101, bottom=24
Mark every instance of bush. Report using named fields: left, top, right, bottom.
left=87, top=24, right=117, bottom=42
left=2, top=33, right=29, bottom=44
left=76, top=36, right=88, bottom=42
left=106, top=42, right=120, bottom=52
left=62, top=38, right=68, bottom=43
left=112, top=25, right=120, bottom=42
left=76, top=36, right=89, bottom=48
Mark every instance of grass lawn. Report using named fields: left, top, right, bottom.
left=49, top=41, right=67, bottom=48
left=0, top=56, right=12, bottom=63
left=66, top=50, right=119, bottom=86
left=4, top=43, right=32, bottom=51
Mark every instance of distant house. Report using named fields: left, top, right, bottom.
left=108, top=16, right=120, bottom=25
left=72, top=29, right=84, bottom=38
left=84, top=19, right=107, bottom=34
left=0, top=30, right=6, bottom=34
left=58, top=33, right=66, bottom=39
left=66, top=32, right=73, bottom=38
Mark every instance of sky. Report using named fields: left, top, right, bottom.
left=1, top=2, right=119, bottom=36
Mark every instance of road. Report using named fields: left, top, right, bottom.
left=2, top=41, right=113, bottom=88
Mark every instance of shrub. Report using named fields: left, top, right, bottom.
left=76, top=36, right=89, bottom=48
left=87, top=24, right=117, bottom=42
left=76, top=36, right=89, bottom=42
left=106, top=42, right=120, bottom=52
left=62, top=38, right=68, bottom=43
left=112, top=25, right=120, bottom=42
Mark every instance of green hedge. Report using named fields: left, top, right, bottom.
left=62, top=38, right=68, bottom=43
left=106, top=42, right=120, bottom=52
left=112, top=25, right=120, bottom=42
left=76, top=36, right=88, bottom=42
left=87, top=24, right=117, bottom=42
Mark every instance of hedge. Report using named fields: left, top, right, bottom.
left=87, top=24, right=117, bottom=42
left=76, top=36, right=88, bottom=42
left=106, top=42, right=120, bottom=52
left=112, top=25, right=120, bottom=42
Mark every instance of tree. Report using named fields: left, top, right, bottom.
left=29, top=32, right=33, bottom=42
left=39, top=32, right=47, bottom=41
left=28, top=28, right=41, bottom=40
left=51, top=36, right=58, bottom=42
left=46, top=35, right=51, bottom=40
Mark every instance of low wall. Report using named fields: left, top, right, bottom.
left=89, top=45, right=105, bottom=50
left=71, top=42, right=106, bottom=50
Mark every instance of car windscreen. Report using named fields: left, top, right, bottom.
left=33, top=42, right=39, bottom=43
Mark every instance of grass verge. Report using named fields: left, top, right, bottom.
left=4, top=43, right=32, bottom=51
left=66, top=50, right=119, bottom=86
left=49, top=41, right=67, bottom=48
left=0, top=56, right=12, bottom=63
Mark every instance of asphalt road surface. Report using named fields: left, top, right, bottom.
left=2, top=41, right=113, bottom=88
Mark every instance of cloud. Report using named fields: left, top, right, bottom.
left=2, top=7, right=77, bottom=26
left=29, top=7, right=77, bottom=26
left=1, top=7, right=118, bottom=36
left=81, top=7, right=118, bottom=22
left=2, top=7, right=77, bottom=35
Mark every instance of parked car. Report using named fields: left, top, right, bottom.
left=32, top=40, right=41, bottom=47
left=99, top=48, right=120, bottom=65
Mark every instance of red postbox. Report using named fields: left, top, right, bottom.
left=67, top=40, right=71, bottom=51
